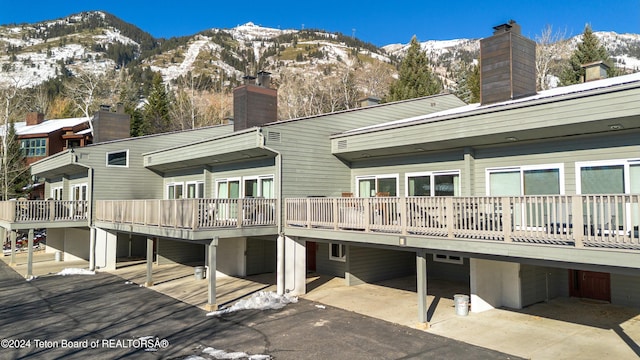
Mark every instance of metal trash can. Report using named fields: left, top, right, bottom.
left=55, top=251, right=62, bottom=262
left=194, top=266, right=206, bottom=280
left=454, top=294, right=469, bottom=316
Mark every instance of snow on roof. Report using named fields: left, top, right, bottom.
left=16, top=117, right=89, bottom=136
left=77, top=128, right=92, bottom=135
left=342, top=72, right=640, bottom=135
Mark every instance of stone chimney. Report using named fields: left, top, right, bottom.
left=233, top=72, right=278, bottom=132
left=479, top=20, right=536, bottom=105
left=25, top=112, right=45, bottom=126
left=581, top=61, right=609, bottom=82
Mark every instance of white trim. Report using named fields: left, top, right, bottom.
left=355, top=174, right=399, bottom=197
left=105, top=149, right=129, bottom=168
left=185, top=181, right=204, bottom=199
left=433, top=253, right=463, bottom=265
left=485, top=163, right=565, bottom=195
left=405, top=170, right=460, bottom=197
left=329, top=243, right=346, bottom=262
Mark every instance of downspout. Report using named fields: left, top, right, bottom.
left=258, top=129, right=286, bottom=295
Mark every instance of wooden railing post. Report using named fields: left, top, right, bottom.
left=502, top=197, right=512, bottom=242
left=364, top=198, right=371, bottom=232
left=237, top=199, right=243, bottom=228
left=306, top=199, right=312, bottom=229
left=192, top=199, right=199, bottom=230
left=446, top=198, right=454, bottom=239
left=49, top=200, right=55, bottom=221
left=572, top=195, right=584, bottom=248
left=400, top=197, right=407, bottom=235
left=333, top=198, right=338, bottom=230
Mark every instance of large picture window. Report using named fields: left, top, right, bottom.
left=486, top=164, right=563, bottom=196
left=406, top=171, right=460, bottom=196
left=356, top=175, right=398, bottom=197
left=20, top=138, right=46, bottom=157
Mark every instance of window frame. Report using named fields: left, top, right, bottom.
left=106, top=149, right=129, bottom=168
left=51, top=186, right=63, bottom=200
left=329, top=243, right=346, bottom=262
left=355, top=174, right=399, bottom=197
left=485, top=163, right=565, bottom=196
left=185, top=181, right=205, bottom=199
left=20, top=138, right=47, bottom=157
left=575, top=158, right=640, bottom=195
left=405, top=170, right=461, bottom=197
left=166, top=182, right=184, bottom=199
left=242, top=175, right=275, bottom=198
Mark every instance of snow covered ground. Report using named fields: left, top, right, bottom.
left=206, top=291, right=297, bottom=316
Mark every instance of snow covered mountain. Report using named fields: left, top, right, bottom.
left=0, top=11, right=638, bottom=90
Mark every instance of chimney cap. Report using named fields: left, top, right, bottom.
left=492, top=20, right=521, bottom=35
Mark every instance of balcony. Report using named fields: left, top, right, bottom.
left=285, top=195, right=640, bottom=251
left=95, top=198, right=277, bottom=232
left=0, top=200, right=89, bottom=229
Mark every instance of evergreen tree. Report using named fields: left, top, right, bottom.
left=142, top=73, right=172, bottom=135
left=385, top=36, right=442, bottom=102
left=0, top=121, right=29, bottom=200
left=559, top=25, right=615, bottom=86
left=454, top=62, right=480, bottom=104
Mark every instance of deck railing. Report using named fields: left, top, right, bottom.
left=95, top=198, right=277, bottom=230
left=285, top=195, right=640, bottom=250
left=0, top=200, right=88, bottom=223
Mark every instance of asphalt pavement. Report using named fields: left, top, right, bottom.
left=0, top=260, right=522, bottom=359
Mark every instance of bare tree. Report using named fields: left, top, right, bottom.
left=536, top=25, right=569, bottom=90
left=64, top=68, right=108, bottom=135
left=1, top=79, right=29, bottom=200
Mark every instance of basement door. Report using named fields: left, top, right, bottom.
left=306, top=241, right=316, bottom=272
left=570, top=270, right=611, bottom=302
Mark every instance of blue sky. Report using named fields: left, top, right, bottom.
left=1, top=0, right=638, bottom=46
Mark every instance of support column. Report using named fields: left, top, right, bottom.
left=463, top=147, right=475, bottom=196
left=9, top=230, right=17, bottom=267
left=206, top=237, right=218, bottom=311
left=144, top=238, right=154, bottom=287
left=26, top=229, right=34, bottom=279
left=277, top=234, right=285, bottom=295
left=416, top=249, right=429, bottom=329
left=89, top=227, right=96, bottom=271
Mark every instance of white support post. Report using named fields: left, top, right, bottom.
left=145, top=238, right=154, bottom=287
left=277, top=234, right=285, bottom=295
left=89, top=226, right=96, bottom=271
left=416, top=249, right=429, bottom=329
left=26, top=229, right=34, bottom=279
left=206, top=237, right=218, bottom=311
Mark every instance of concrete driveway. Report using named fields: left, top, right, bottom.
left=0, top=254, right=519, bottom=359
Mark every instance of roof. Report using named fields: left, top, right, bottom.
left=337, top=72, right=640, bottom=136
left=16, top=117, right=89, bottom=136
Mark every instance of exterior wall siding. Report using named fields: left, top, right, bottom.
left=611, top=274, right=640, bottom=307
left=346, top=246, right=415, bottom=286
left=315, top=242, right=345, bottom=277
left=157, top=239, right=204, bottom=265
left=426, top=254, right=470, bottom=283
left=245, top=236, right=277, bottom=275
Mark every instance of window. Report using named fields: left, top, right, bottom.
left=243, top=176, right=275, bottom=198
left=406, top=171, right=460, bottom=196
left=51, top=187, right=63, bottom=200
left=356, top=175, right=398, bottom=197
left=329, top=243, right=346, bottom=262
left=20, top=138, right=47, bottom=157
left=577, top=159, right=639, bottom=194
left=186, top=181, right=204, bottom=198
left=106, top=150, right=128, bottom=167
left=433, top=253, right=464, bottom=264
left=167, top=183, right=184, bottom=199
left=486, top=164, right=564, bottom=196
left=216, top=179, right=240, bottom=199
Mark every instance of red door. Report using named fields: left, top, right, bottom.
left=306, top=241, right=316, bottom=272
left=570, top=270, right=610, bottom=302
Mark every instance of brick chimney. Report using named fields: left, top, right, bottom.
left=26, top=112, right=45, bottom=126
left=233, top=71, right=278, bottom=131
left=479, top=20, right=536, bottom=105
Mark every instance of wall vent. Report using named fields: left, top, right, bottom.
left=337, top=140, right=348, bottom=150
left=267, top=131, right=281, bottom=143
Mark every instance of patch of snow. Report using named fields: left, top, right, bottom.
left=199, top=347, right=270, bottom=359
left=124, top=281, right=133, bottom=285
left=56, top=268, right=95, bottom=276
left=26, top=275, right=38, bottom=281
left=206, top=291, right=297, bottom=316
left=315, top=304, right=326, bottom=309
